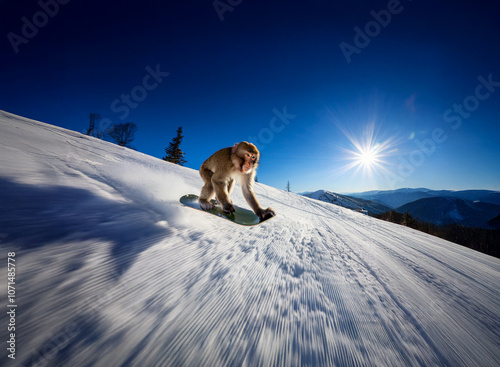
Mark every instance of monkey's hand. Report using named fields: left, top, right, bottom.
left=257, top=207, right=275, bottom=221
left=222, top=202, right=236, bottom=215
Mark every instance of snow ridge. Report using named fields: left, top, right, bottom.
left=0, top=111, right=499, bottom=367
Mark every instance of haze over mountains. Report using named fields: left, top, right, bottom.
left=350, top=188, right=500, bottom=208
left=305, top=188, right=500, bottom=230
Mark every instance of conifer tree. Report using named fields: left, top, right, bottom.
left=163, top=127, right=187, bottom=166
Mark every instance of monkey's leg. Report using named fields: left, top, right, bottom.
left=212, top=177, right=235, bottom=214
left=199, top=168, right=215, bottom=210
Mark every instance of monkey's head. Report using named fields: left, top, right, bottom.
left=231, top=141, right=260, bottom=174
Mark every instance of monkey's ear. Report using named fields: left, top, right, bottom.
left=231, top=143, right=239, bottom=154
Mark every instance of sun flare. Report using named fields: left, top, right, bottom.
left=336, top=123, right=398, bottom=179
left=358, top=145, right=380, bottom=167
left=349, top=143, right=383, bottom=174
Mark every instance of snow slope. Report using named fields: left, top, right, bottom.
left=0, top=110, right=499, bottom=367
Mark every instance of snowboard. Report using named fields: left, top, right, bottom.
left=179, top=194, right=273, bottom=226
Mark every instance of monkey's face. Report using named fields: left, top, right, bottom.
left=232, top=142, right=259, bottom=174
left=241, top=151, right=257, bottom=173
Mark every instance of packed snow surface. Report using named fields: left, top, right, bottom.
left=0, top=111, right=499, bottom=367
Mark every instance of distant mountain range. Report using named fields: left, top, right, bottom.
left=349, top=188, right=500, bottom=208
left=302, top=188, right=500, bottom=229
left=302, top=190, right=391, bottom=215
left=398, top=197, right=500, bottom=229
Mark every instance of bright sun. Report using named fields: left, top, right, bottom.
left=358, top=146, right=379, bottom=167
left=336, top=123, right=397, bottom=179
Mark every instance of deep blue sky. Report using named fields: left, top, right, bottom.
left=1, top=0, right=499, bottom=193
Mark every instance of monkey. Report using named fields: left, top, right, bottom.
left=199, top=141, right=275, bottom=221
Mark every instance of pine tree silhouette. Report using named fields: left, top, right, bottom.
left=163, top=127, right=187, bottom=166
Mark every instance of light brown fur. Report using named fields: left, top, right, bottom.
left=199, top=142, right=275, bottom=221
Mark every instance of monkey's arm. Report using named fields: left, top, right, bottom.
left=241, top=176, right=275, bottom=221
